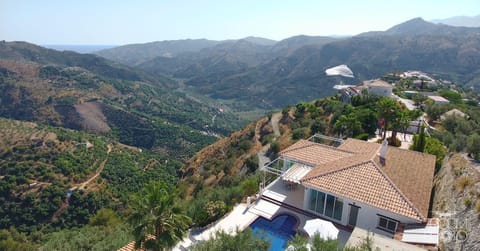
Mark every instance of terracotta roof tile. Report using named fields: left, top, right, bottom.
left=303, top=153, right=373, bottom=179
left=117, top=235, right=155, bottom=251
left=303, top=161, right=424, bottom=221
left=281, top=139, right=354, bottom=166
left=373, top=147, right=436, bottom=220
left=117, top=241, right=142, bottom=251
left=280, top=138, right=436, bottom=222
left=337, top=138, right=380, bottom=154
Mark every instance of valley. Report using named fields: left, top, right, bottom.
left=1, top=14, right=480, bottom=251
left=97, top=18, right=480, bottom=116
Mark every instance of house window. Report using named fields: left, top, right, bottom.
left=377, top=215, right=398, bottom=233
left=307, top=189, right=343, bottom=221
left=325, top=194, right=335, bottom=218
left=333, top=198, right=343, bottom=221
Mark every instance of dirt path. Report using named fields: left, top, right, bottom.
left=461, top=153, right=480, bottom=173
left=75, top=144, right=112, bottom=190
left=271, top=112, right=282, bottom=137
left=257, top=113, right=283, bottom=169
left=51, top=144, right=112, bottom=222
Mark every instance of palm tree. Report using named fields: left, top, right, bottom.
left=396, top=110, right=411, bottom=141
left=128, top=181, right=191, bottom=251
left=376, top=98, right=400, bottom=140
left=334, top=114, right=361, bottom=137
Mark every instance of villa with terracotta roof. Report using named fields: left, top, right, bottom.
left=362, top=79, right=393, bottom=97
left=262, top=135, right=437, bottom=245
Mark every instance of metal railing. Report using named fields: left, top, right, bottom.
left=307, top=134, right=344, bottom=147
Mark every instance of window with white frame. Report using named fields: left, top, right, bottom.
left=377, top=215, right=398, bottom=233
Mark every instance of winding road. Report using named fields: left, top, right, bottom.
left=51, top=144, right=112, bottom=222
left=73, top=144, right=112, bottom=190
left=270, top=112, right=282, bottom=137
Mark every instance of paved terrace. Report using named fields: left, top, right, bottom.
left=173, top=177, right=352, bottom=250
left=258, top=177, right=352, bottom=246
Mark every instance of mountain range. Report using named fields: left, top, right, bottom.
left=432, top=15, right=480, bottom=27
left=0, top=41, right=245, bottom=159
left=2, top=15, right=480, bottom=250
left=96, top=18, right=480, bottom=113
left=3, top=17, right=480, bottom=139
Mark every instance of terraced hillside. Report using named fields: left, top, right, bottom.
left=0, top=42, right=246, bottom=159
left=0, top=117, right=179, bottom=247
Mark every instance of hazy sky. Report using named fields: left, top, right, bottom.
left=1, top=0, right=478, bottom=45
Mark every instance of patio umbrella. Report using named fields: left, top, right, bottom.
left=303, top=218, right=339, bottom=240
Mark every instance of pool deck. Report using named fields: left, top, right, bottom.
left=173, top=203, right=259, bottom=250
left=174, top=177, right=352, bottom=250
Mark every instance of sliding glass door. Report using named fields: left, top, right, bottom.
left=307, top=189, right=343, bottom=221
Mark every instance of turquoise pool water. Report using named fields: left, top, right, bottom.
left=249, top=214, right=297, bottom=251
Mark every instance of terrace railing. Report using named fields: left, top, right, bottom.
left=307, top=134, right=344, bottom=147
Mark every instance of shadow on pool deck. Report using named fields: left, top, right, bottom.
left=251, top=177, right=353, bottom=248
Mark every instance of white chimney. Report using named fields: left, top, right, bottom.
left=379, top=139, right=387, bottom=165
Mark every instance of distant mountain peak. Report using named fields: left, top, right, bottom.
left=241, top=36, right=277, bottom=46
left=386, top=17, right=438, bottom=35
left=407, top=17, right=427, bottom=23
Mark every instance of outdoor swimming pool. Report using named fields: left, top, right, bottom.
left=249, top=214, right=297, bottom=251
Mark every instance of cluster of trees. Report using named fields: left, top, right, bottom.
left=101, top=151, right=179, bottom=204
left=0, top=118, right=189, bottom=249
left=182, top=172, right=263, bottom=227
left=0, top=125, right=112, bottom=233
left=41, top=208, right=132, bottom=251
left=419, top=88, right=480, bottom=160
left=431, top=111, right=480, bottom=160
left=411, top=127, right=446, bottom=169
left=102, top=103, right=217, bottom=159
left=286, top=93, right=420, bottom=146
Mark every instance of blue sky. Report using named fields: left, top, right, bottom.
left=1, top=0, right=478, bottom=45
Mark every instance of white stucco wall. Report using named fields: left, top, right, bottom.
left=303, top=186, right=422, bottom=238
left=368, top=86, right=392, bottom=97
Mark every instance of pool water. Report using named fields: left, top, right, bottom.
left=249, top=214, right=297, bottom=251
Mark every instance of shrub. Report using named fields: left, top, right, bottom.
left=455, top=176, right=474, bottom=192
left=387, top=136, right=401, bottom=147
left=261, top=133, right=274, bottom=145
left=424, top=137, right=446, bottom=169
left=241, top=178, right=258, bottom=196
left=467, top=133, right=480, bottom=160
left=238, top=139, right=252, bottom=152
left=310, top=118, right=326, bottom=135
left=355, top=133, right=369, bottom=141
left=244, top=155, right=258, bottom=173
left=282, top=106, right=291, bottom=115
left=292, top=128, right=306, bottom=140
left=476, top=202, right=480, bottom=214
left=88, top=208, right=120, bottom=227
left=464, top=198, right=473, bottom=208
left=205, top=200, right=227, bottom=222
left=270, top=141, right=280, bottom=154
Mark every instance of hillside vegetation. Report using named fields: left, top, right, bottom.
left=179, top=93, right=422, bottom=226
left=181, top=87, right=480, bottom=249
left=0, top=117, right=180, bottom=250
left=0, top=41, right=245, bottom=159
left=432, top=154, right=480, bottom=250
left=2, top=85, right=480, bottom=249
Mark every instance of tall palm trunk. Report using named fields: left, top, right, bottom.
left=382, top=121, right=388, bottom=140
left=391, top=129, right=397, bottom=141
